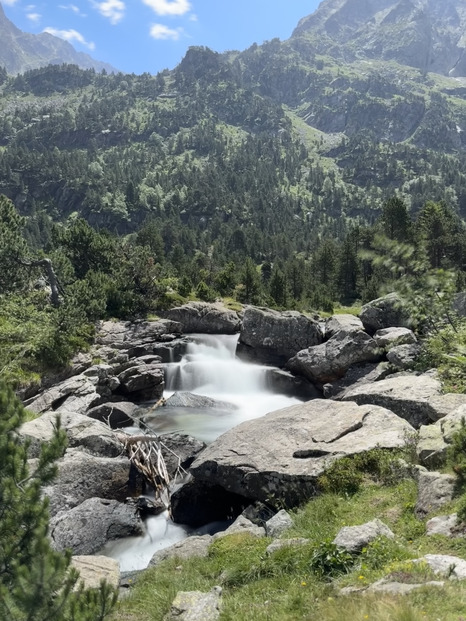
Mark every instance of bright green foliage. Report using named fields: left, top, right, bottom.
left=309, top=540, right=354, bottom=579
left=0, top=382, right=117, bottom=620
left=0, top=196, right=31, bottom=293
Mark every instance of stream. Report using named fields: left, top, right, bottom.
left=100, top=334, right=302, bottom=571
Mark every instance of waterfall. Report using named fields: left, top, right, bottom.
left=100, top=333, right=302, bottom=570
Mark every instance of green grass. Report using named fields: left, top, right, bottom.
left=113, top=471, right=466, bottom=621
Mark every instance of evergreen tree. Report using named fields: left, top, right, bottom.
left=0, top=382, right=117, bottom=620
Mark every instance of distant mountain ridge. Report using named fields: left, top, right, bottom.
left=0, top=2, right=116, bottom=75
left=293, top=0, right=466, bottom=77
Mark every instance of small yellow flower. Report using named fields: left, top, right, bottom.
left=301, top=581, right=306, bottom=587
left=358, top=575, right=364, bottom=580
left=364, top=616, right=369, bottom=619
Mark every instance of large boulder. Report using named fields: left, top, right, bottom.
left=416, top=402, right=466, bottom=467
left=24, top=374, right=105, bottom=416
left=95, top=319, right=183, bottom=350
left=42, top=448, right=131, bottom=516
left=323, top=362, right=391, bottom=399
left=19, top=411, right=122, bottom=458
left=116, top=359, right=164, bottom=402
left=415, top=470, right=456, bottom=517
left=86, top=401, right=139, bottom=428
left=333, top=519, right=394, bottom=554
left=160, top=302, right=241, bottom=334
left=373, top=327, right=417, bottom=349
left=342, top=373, right=443, bottom=428
left=173, top=399, right=413, bottom=518
left=163, top=391, right=236, bottom=411
left=325, top=314, right=364, bottom=338
left=264, top=368, right=321, bottom=400
left=237, top=306, right=323, bottom=365
left=286, top=330, right=381, bottom=385
left=71, top=556, right=120, bottom=590
left=50, top=498, right=144, bottom=555
left=359, top=293, right=411, bottom=334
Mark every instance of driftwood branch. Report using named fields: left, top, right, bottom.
left=116, top=431, right=187, bottom=511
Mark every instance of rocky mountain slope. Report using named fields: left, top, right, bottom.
left=293, top=0, right=466, bottom=77
left=0, top=2, right=115, bottom=75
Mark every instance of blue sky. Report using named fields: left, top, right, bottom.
left=2, top=0, right=321, bottom=75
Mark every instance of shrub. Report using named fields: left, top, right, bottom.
left=309, top=540, right=354, bottom=579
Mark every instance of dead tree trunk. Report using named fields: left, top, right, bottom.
left=17, top=257, right=63, bottom=307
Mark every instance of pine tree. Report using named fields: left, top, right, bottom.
left=0, top=382, right=117, bottom=620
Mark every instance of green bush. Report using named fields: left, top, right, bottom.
left=309, top=540, right=354, bottom=579
left=360, top=536, right=411, bottom=570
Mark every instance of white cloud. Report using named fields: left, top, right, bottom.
left=142, top=0, right=190, bottom=17
left=26, top=12, right=41, bottom=22
left=59, top=4, right=87, bottom=17
left=189, top=13, right=197, bottom=21
left=44, top=27, right=96, bottom=50
left=91, top=0, right=125, bottom=25
left=149, top=23, right=182, bottom=40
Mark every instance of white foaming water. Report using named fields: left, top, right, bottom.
left=102, top=334, right=302, bottom=571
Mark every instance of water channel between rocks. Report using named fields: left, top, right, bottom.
left=100, top=333, right=302, bottom=571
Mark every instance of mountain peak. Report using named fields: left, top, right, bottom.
left=0, top=2, right=117, bottom=75
left=292, top=0, right=466, bottom=77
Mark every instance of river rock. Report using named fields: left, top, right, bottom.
left=359, top=293, right=411, bottom=334
left=237, top=306, right=323, bottom=365
left=43, top=448, right=131, bottom=516
left=149, top=535, right=213, bottom=568
left=333, top=519, right=394, bottom=553
left=86, top=401, right=139, bottom=428
left=214, top=515, right=265, bottom=539
left=415, top=470, right=456, bottom=517
left=264, top=368, right=321, bottom=400
left=178, top=399, right=413, bottom=512
left=323, top=362, right=391, bottom=399
left=164, top=392, right=236, bottom=410
left=160, top=302, right=240, bottom=334
left=386, top=344, right=422, bottom=370
left=342, top=374, right=443, bottom=428
left=325, top=314, right=364, bottom=338
left=95, top=319, right=183, bottom=350
left=164, top=586, right=222, bottom=621
left=373, top=327, right=417, bottom=349
left=286, top=330, right=381, bottom=385
left=160, top=433, right=207, bottom=475
left=24, top=374, right=104, bottom=416
left=71, top=556, right=120, bottom=590
left=19, top=411, right=123, bottom=458
left=116, top=360, right=164, bottom=401
left=50, top=498, right=144, bottom=555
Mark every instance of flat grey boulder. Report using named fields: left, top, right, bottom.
left=185, top=399, right=413, bottom=508
left=160, top=302, right=240, bottom=335
left=386, top=344, right=422, bottom=370
left=323, top=362, right=391, bottom=399
left=426, top=514, right=458, bottom=537
left=237, top=306, right=323, bottom=365
left=43, top=448, right=130, bottom=516
left=164, top=391, right=236, bottom=410
left=367, top=578, right=444, bottom=594
left=415, top=470, right=456, bottom=517
left=333, top=519, right=394, bottom=554
left=71, top=556, right=120, bottom=590
left=342, top=374, right=443, bottom=428
left=416, top=554, right=466, bottom=579
left=24, top=374, right=103, bottom=416
left=19, top=411, right=122, bottom=458
left=325, top=314, right=364, bottom=338
left=50, top=498, right=143, bottom=555
left=96, top=319, right=182, bottom=349
left=416, top=424, right=447, bottom=468
left=164, top=586, right=222, bottom=621
left=286, top=330, right=381, bottom=385
left=86, top=401, right=139, bottom=428
left=359, top=293, right=411, bottom=334
left=149, top=535, right=213, bottom=568
left=373, top=327, right=417, bottom=349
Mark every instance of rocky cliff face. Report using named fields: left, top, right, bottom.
left=293, top=0, right=466, bottom=77
left=0, top=2, right=115, bottom=74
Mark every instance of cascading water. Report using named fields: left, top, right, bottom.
left=100, top=334, right=302, bottom=571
